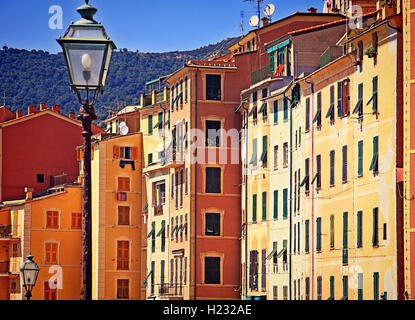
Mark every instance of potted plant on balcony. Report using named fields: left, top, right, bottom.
left=364, top=47, right=376, bottom=58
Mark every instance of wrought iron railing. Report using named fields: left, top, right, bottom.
left=157, top=283, right=184, bottom=298
left=251, top=65, right=271, bottom=86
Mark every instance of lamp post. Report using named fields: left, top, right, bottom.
left=57, top=0, right=116, bottom=300
left=20, top=254, right=40, bottom=301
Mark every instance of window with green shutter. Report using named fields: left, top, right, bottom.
left=252, top=194, right=257, bottom=223
left=373, top=272, right=379, bottom=300
left=249, top=139, right=258, bottom=166
left=337, top=81, right=343, bottom=118
left=342, top=146, right=347, bottom=182
left=329, top=276, right=335, bottom=300
left=343, top=212, right=348, bottom=265
left=283, top=188, right=288, bottom=218
left=261, top=136, right=268, bottom=167
left=148, top=153, right=153, bottom=165
left=330, top=215, right=335, bottom=249
left=369, top=136, right=379, bottom=174
left=358, top=140, right=363, bottom=177
left=273, top=190, right=278, bottom=219
left=262, top=191, right=267, bottom=221
left=369, top=76, right=378, bottom=113
left=305, top=219, right=310, bottom=253
left=372, top=207, right=379, bottom=247
left=283, top=97, right=288, bottom=121
left=270, top=51, right=275, bottom=72
left=342, top=276, right=348, bottom=300
left=330, top=150, right=335, bottom=186
left=148, top=114, right=153, bottom=135
left=273, top=100, right=278, bottom=124
left=357, top=211, right=363, bottom=248
left=316, top=217, right=322, bottom=252
left=358, top=273, right=363, bottom=300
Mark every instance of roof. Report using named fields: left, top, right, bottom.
left=0, top=108, right=104, bottom=134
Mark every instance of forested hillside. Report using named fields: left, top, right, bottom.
left=0, top=37, right=239, bottom=123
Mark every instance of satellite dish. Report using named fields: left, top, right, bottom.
left=119, top=122, right=129, bottom=135
left=264, top=4, right=276, bottom=17
left=249, top=15, right=259, bottom=27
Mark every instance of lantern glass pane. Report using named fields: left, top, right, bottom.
left=101, top=45, right=113, bottom=87
left=64, top=43, right=106, bottom=87
left=66, top=26, right=107, bottom=39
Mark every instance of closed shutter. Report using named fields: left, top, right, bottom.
left=305, top=220, right=309, bottom=253
left=273, top=100, right=278, bottom=124
left=372, top=76, right=378, bottom=113
left=316, top=217, right=321, bottom=252
left=283, top=189, right=288, bottom=218
left=372, top=207, right=379, bottom=246
left=330, top=215, right=335, bottom=249
left=113, top=145, right=120, bottom=159
left=358, top=141, right=363, bottom=176
left=342, top=146, right=347, bottom=182
left=262, top=191, right=267, bottom=221
left=343, top=212, right=348, bottom=265
left=252, top=194, right=257, bottom=223
left=337, top=81, right=343, bottom=117
left=273, top=190, right=278, bottom=219
left=373, top=272, right=379, bottom=300
left=357, top=211, right=363, bottom=248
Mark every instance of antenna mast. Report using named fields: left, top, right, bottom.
left=241, top=10, right=245, bottom=36
left=244, top=0, right=264, bottom=27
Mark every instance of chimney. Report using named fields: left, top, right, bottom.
left=52, top=105, right=61, bottom=114
left=27, top=105, right=37, bottom=115
left=16, top=110, right=23, bottom=118
left=69, top=112, right=76, bottom=119
left=308, top=7, right=317, bottom=14
left=25, top=187, right=34, bottom=200
left=261, top=17, right=270, bottom=27
left=40, top=102, right=47, bottom=111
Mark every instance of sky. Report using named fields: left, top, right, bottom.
left=0, top=0, right=325, bottom=54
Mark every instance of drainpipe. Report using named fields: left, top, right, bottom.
left=305, top=78, right=315, bottom=300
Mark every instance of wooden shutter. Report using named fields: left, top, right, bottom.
left=273, top=100, right=278, bottom=124
left=113, top=145, right=120, bottom=159
left=358, top=141, right=363, bottom=176
left=330, top=215, right=335, bottom=249
left=372, top=76, right=378, bottom=112
left=76, top=148, right=82, bottom=161
left=357, top=211, right=363, bottom=248
left=337, top=81, right=343, bottom=117
left=283, top=189, right=288, bottom=218
left=273, top=190, right=278, bottom=219
left=342, top=146, right=347, bottom=182
left=252, top=194, right=257, bottom=222
left=305, top=220, right=309, bottom=253
left=132, top=147, right=138, bottom=160
left=373, top=207, right=379, bottom=246
left=262, top=191, right=267, bottom=221
left=330, top=150, right=335, bottom=186
left=316, top=217, right=321, bottom=252
left=343, top=212, right=348, bottom=265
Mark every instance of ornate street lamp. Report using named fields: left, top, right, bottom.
left=20, top=254, right=40, bottom=301
left=57, top=0, right=116, bottom=300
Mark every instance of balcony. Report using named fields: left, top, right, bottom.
left=0, top=261, right=10, bottom=275
left=251, top=65, right=272, bottom=86
left=0, top=225, right=11, bottom=239
left=157, top=283, right=184, bottom=298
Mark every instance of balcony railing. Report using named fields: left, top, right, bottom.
left=251, top=65, right=272, bottom=86
left=156, top=92, right=165, bottom=104
left=157, top=283, right=184, bottom=298
left=0, top=225, right=11, bottom=239
left=0, top=261, right=10, bottom=274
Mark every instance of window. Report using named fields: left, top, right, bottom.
left=205, top=167, right=221, bottom=193
left=383, top=223, right=387, bottom=240
left=326, top=85, right=335, bottom=123
left=185, top=168, right=188, bottom=194
left=283, top=98, right=288, bottom=121
left=206, top=75, right=221, bottom=100
left=283, top=286, right=288, bottom=300
left=160, top=260, right=165, bottom=286
left=330, top=150, right=335, bottom=186
left=252, top=194, right=257, bottom=223
left=205, top=257, right=220, bottom=284
left=171, top=173, right=174, bottom=199
left=273, top=286, right=278, bottom=300
left=358, top=140, right=364, bottom=177
left=330, top=215, right=335, bottom=249
left=117, top=279, right=129, bottom=299
left=337, top=81, right=343, bottom=118
left=305, top=219, right=310, bottom=253
left=206, top=120, right=221, bottom=147
left=353, top=83, right=364, bottom=118
left=312, top=154, right=321, bottom=190
left=303, top=158, right=310, bottom=193
left=46, top=211, right=59, bottom=229
left=118, top=206, right=130, bottom=226
left=205, top=213, right=220, bottom=236
left=249, top=251, right=258, bottom=291
left=283, top=188, right=288, bottom=219
left=342, top=146, right=347, bottom=183
left=148, top=114, right=153, bottom=135
left=373, top=272, right=379, bottom=300
left=297, top=222, right=300, bottom=253
left=305, top=277, right=310, bottom=300
left=45, top=242, right=58, bottom=264
left=305, top=98, right=310, bottom=132
left=44, top=281, right=57, bottom=300
left=273, top=100, right=278, bottom=124
left=10, top=278, right=19, bottom=294
left=316, top=217, right=322, bottom=252
left=329, top=276, right=335, bottom=300
left=120, top=146, right=132, bottom=159
left=343, top=212, right=348, bottom=265
left=160, top=221, right=166, bottom=252
left=357, top=211, right=363, bottom=248
left=317, top=276, right=322, bottom=300
left=37, top=174, right=45, bottom=183
left=261, top=249, right=266, bottom=292
left=71, top=212, right=82, bottom=229
left=358, top=273, right=363, bottom=300
left=262, top=191, right=267, bottom=221
left=313, top=92, right=322, bottom=128
left=283, top=142, right=288, bottom=167
left=369, top=136, right=379, bottom=174
left=185, top=76, right=188, bottom=102
left=273, top=190, right=278, bottom=219
left=250, top=139, right=258, bottom=166
left=369, top=76, right=378, bottom=113
left=148, top=153, right=153, bottom=165
left=151, top=261, right=155, bottom=295
left=151, top=222, right=156, bottom=252
left=342, top=276, right=348, bottom=300
left=118, top=177, right=130, bottom=192
left=373, top=207, right=379, bottom=247
left=273, top=145, right=278, bottom=170
left=117, top=240, right=129, bottom=270
left=261, top=136, right=268, bottom=167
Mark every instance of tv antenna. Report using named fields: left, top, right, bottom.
left=244, top=0, right=265, bottom=27
left=249, top=15, right=259, bottom=28
left=241, top=10, right=245, bottom=36
left=2, top=91, right=6, bottom=107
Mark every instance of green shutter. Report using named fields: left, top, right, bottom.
left=373, top=272, right=379, bottom=300
left=260, top=136, right=268, bottom=164
left=305, top=220, right=310, bottom=253
left=148, top=153, right=153, bottom=165
left=343, top=276, right=348, bottom=300
left=372, top=76, right=378, bottom=113
left=369, top=136, right=379, bottom=172
left=283, top=97, right=288, bottom=120
left=270, top=52, right=275, bottom=72
left=330, top=215, right=335, bottom=249
left=330, top=276, right=335, bottom=299
left=358, top=140, right=363, bottom=176
left=273, top=101, right=278, bottom=124
left=358, top=273, right=363, bottom=300
left=316, top=217, right=321, bottom=252
left=161, top=220, right=165, bottom=252
left=148, top=114, right=153, bottom=135
left=343, top=212, right=348, bottom=265
left=357, top=211, right=363, bottom=248
left=262, top=191, right=267, bottom=221
left=283, top=188, right=288, bottom=218
left=273, top=190, right=278, bottom=219
left=372, top=207, right=379, bottom=246
left=249, top=139, right=258, bottom=166
left=252, top=194, right=257, bottom=223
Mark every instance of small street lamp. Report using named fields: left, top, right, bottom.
left=20, top=254, right=40, bottom=301
left=57, top=0, right=116, bottom=300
